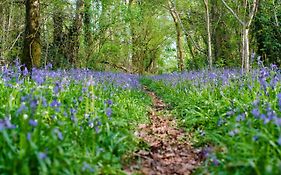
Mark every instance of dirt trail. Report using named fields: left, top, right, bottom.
left=124, top=87, right=202, bottom=175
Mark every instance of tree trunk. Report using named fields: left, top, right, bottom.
left=22, top=0, right=41, bottom=70
left=84, top=0, right=92, bottom=47
left=221, top=0, right=258, bottom=73
left=84, top=0, right=93, bottom=65
left=169, top=1, right=184, bottom=71
left=68, top=0, right=84, bottom=67
left=243, top=27, right=250, bottom=73
left=204, top=0, right=213, bottom=70
left=128, top=0, right=140, bottom=73
left=53, top=10, right=64, bottom=67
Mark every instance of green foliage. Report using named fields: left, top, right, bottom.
left=253, top=0, right=281, bottom=66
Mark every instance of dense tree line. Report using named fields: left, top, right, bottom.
left=0, top=0, right=280, bottom=73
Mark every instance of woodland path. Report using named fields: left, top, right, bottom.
left=124, top=87, right=203, bottom=175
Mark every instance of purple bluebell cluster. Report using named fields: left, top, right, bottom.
left=149, top=68, right=242, bottom=87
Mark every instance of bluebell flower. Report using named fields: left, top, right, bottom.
left=236, top=114, right=245, bottom=122
left=50, top=99, right=60, bottom=108
left=106, top=108, right=112, bottom=117
left=32, top=75, right=44, bottom=85
left=22, top=67, right=29, bottom=76
left=252, top=135, right=258, bottom=142
left=106, top=99, right=113, bottom=105
left=17, top=103, right=28, bottom=115
left=38, top=152, right=47, bottom=160
left=53, top=81, right=61, bottom=95
left=30, top=98, right=38, bottom=110
left=29, top=119, right=38, bottom=127
left=54, top=128, right=63, bottom=140
left=82, top=162, right=95, bottom=172
left=251, top=108, right=260, bottom=118
left=229, top=128, right=239, bottom=137
left=4, top=118, right=16, bottom=129
left=41, top=97, right=47, bottom=107
left=27, top=132, right=32, bottom=141
left=212, top=157, right=220, bottom=166
left=95, top=126, right=99, bottom=133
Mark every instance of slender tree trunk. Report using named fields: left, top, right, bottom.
left=128, top=0, right=140, bottom=73
left=203, top=0, right=213, bottom=70
left=84, top=0, right=93, bottom=65
left=84, top=0, right=92, bottom=46
left=169, top=1, right=184, bottom=71
left=22, top=0, right=41, bottom=70
left=0, top=4, right=4, bottom=60
left=221, top=0, right=258, bottom=73
left=53, top=10, right=64, bottom=67
left=244, top=28, right=250, bottom=72
left=69, top=0, right=84, bottom=67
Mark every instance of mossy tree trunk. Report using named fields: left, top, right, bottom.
left=68, top=0, right=84, bottom=67
left=23, top=0, right=41, bottom=70
left=84, top=0, right=93, bottom=64
left=168, top=0, right=184, bottom=72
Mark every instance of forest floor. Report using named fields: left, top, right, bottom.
left=124, top=87, right=203, bottom=175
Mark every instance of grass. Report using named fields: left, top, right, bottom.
left=0, top=65, right=151, bottom=174
left=141, top=67, right=281, bottom=175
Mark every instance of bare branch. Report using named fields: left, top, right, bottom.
left=221, top=0, right=245, bottom=26
left=246, top=0, right=259, bottom=27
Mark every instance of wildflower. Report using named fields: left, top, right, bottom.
left=27, top=132, right=32, bottom=141
left=88, top=121, right=94, bottom=128
left=30, top=98, right=38, bottom=110
left=17, top=103, right=28, bottom=115
left=252, top=135, right=258, bottom=142
left=4, top=118, right=16, bottom=129
left=212, top=157, right=220, bottom=166
left=45, top=63, right=52, bottom=70
left=229, top=128, right=239, bottom=137
left=53, top=81, right=61, bottom=95
left=82, top=162, right=95, bottom=172
left=50, top=99, right=60, bottom=109
left=236, top=114, right=245, bottom=122
left=38, top=152, right=47, bottom=160
left=226, top=110, right=234, bottom=117
left=217, top=118, right=225, bottom=126
left=95, top=126, right=99, bottom=133
left=54, top=128, right=63, bottom=140
left=251, top=108, right=260, bottom=118
left=22, top=67, right=29, bottom=76
left=106, top=108, right=112, bottom=117
left=106, top=99, right=113, bottom=105
left=29, top=119, right=38, bottom=127
left=33, top=75, right=44, bottom=85
left=41, top=97, right=47, bottom=107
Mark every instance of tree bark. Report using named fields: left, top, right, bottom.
left=84, top=0, right=92, bottom=65
left=22, top=0, right=41, bottom=70
left=203, top=0, right=213, bottom=70
left=53, top=10, right=64, bottom=67
left=168, top=0, right=184, bottom=72
left=68, top=0, right=84, bottom=67
left=128, top=0, right=140, bottom=73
